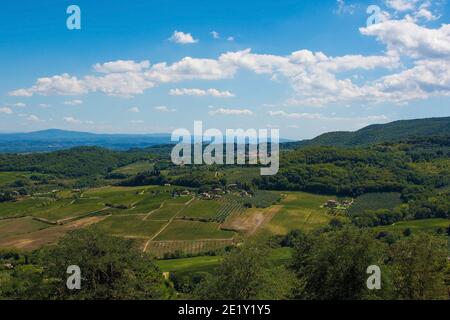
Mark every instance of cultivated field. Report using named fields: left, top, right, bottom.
left=263, top=192, right=338, bottom=235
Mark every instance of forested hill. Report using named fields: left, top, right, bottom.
left=289, top=117, right=450, bottom=148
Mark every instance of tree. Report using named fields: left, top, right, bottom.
left=292, top=227, right=391, bottom=300
left=194, top=243, right=295, bottom=300
left=388, top=233, right=448, bottom=300
left=38, top=229, right=172, bottom=300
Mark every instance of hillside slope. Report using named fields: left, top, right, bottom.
left=293, top=117, right=450, bottom=148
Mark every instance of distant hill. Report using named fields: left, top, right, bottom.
left=289, top=117, right=450, bottom=148
left=0, top=129, right=173, bottom=153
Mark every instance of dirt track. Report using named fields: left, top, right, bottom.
left=221, top=205, right=282, bottom=235
left=0, top=216, right=106, bottom=251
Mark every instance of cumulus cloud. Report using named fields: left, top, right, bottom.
left=128, top=107, right=140, bottom=113
left=209, top=108, right=253, bottom=116
left=210, top=31, right=220, bottom=39
left=93, top=60, right=150, bottom=73
left=169, top=31, right=199, bottom=44
left=360, top=20, right=450, bottom=59
left=268, top=111, right=322, bottom=119
left=26, top=115, right=41, bottom=122
left=0, top=107, right=13, bottom=114
left=64, top=99, right=83, bottom=105
left=13, top=102, right=26, bottom=107
left=8, top=17, right=450, bottom=106
left=63, top=117, right=93, bottom=125
left=154, top=106, right=176, bottom=112
left=169, top=88, right=235, bottom=97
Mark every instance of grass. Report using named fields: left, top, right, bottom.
left=0, top=217, right=50, bottom=238
left=147, top=239, right=235, bottom=258
left=178, top=199, right=221, bottom=219
left=149, top=203, right=186, bottom=220
left=263, top=192, right=336, bottom=235
left=32, top=198, right=104, bottom=222
left=155, top=220, right=235, bottom=241
left=156, top=247, right=293, bottom=277
left=0, top=197, right=52, bottom=219
left=95, top=215, right=166, bottom=237
left=374, top=218, right=450, bottom=234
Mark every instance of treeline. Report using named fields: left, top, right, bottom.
left=0, top=147, right=157, bottom=178
left=3, top=226, right=447, bottom=300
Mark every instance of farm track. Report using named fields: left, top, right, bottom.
left=143, top=197, right=195, bottom=252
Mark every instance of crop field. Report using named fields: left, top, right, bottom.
left=149, top=203, right=187, bottom=220
left=32, top=198, right=105, bottom=222
left=178, top=199, right=222, bottom=220
left=155, top=220, right=235, bottom=241
left=347, top=192, right=403, bottom=216
left=146, top=239, right=236, bottom=258
left=263, top=192, right=337, bottom=235
left=95, top=215, right=166, bottom=237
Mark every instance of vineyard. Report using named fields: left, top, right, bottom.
left=145, top=239, right=237, bottom=258
left=213, top=197, right=247, bottom=222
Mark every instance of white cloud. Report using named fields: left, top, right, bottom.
left=8, top=18, right=450, bottom=106
left=63, top=117, right=93, bottom=125
left=169, top=31, right=199, bottom=44
left=64, top=99, right=83, bottom=106
left=154, top=106, right=176, bottom=113
left=210, top=31, right=220, bottom=39
left=227, top=36, right=235, bottom=41
left=40, top=104, right=51, bottom=108
left=9, top=73, right=86, bottom=97
left=360, top=20, right=450, bottom=59
left=268, top=110, right=322, bottom=119
left=386, top=0, right=417, bottom=12
left=128, top=107, right=140, bottom=113
left=63, top=117, right=82, bottom=124
left=0, top=107, right=13, bottom=114
left=93, top=60, right=150, bottom=73
left=169, top=88, right=235, bottom=98
left=26, top=115, right=41, bottom=122
left=13, top=102, right=26, bottom=107
left=209, top=108, right=253, bottom=116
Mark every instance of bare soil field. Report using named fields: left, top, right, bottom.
left=0, top=216, right=106, bottom=250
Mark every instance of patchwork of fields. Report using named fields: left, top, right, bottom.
left=2, top=176, right=446, bottom=257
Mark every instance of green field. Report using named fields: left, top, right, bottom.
left=95, top=215, right=166, bottom=237
left=179, top=199, right=221, bottom=219
left=374, top=218, right=450, bottom=234
left=149, top=203, right=186, bottom=220
left=155, top=220, right=235, bottom=241
left=0, top=217, right=50, bottom=238
left=156, top=247, right=293, bottom=277
left=264, top=192, right=337, bottom=235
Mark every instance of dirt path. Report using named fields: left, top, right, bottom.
left=0, top=215, right=106, bottom=251
left=143, top=201, right=166, bottom=221
left=221, top=205, right=282, bottom=235
left=143, top=197, right=195, bottom=252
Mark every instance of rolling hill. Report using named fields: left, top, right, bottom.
left=289, top=117, right=450, bottom=148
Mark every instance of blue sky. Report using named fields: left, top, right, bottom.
left=0, top=0, right=449, bottom=139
